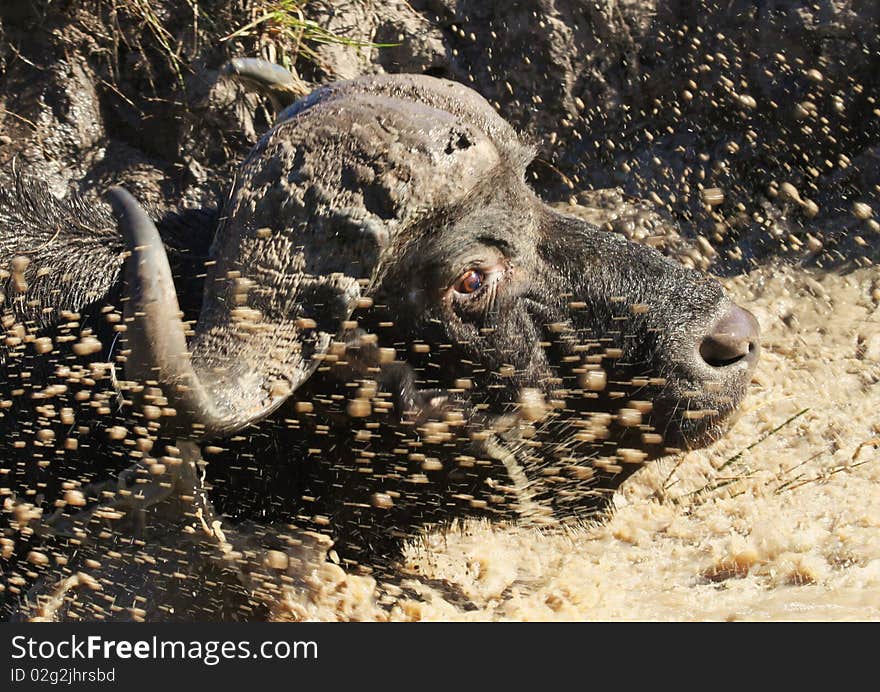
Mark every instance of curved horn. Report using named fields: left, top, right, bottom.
left=111, top=73, right=534, bottom=440
left=276, top=73, right=536, bottom=170
left=109, top=188, right=291, bottom=438
left=221, top=57, right=306, bottom=113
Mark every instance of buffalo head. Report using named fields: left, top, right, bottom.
left=108, top=70, right=759, bottom=526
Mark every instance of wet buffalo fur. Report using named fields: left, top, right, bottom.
left=0, top=76, right=754, bottom=619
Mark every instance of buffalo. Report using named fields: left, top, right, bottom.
left=0, top=63, right=759, bottom=620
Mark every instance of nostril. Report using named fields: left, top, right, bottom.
left=699, top=304, right=761, bottom=368
left=699, top=335, right=752, bottom=367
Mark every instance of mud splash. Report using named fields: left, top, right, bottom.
left=263, top=264, right=880, bottom=621
left=383, top=265, right=880, bottom=621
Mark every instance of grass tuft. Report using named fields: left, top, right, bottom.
left=221, top=0, right=399, bottom=74
left=663, top=408, right=811, bottom=505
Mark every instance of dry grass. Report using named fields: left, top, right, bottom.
left=220, top=1, right=397, bottom=76
left=106, top=0, right=397, bottom=92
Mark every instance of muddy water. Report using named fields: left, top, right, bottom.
left=392, top=265, right=880, bottom=621
left=268, top=264, right=880, bottom=621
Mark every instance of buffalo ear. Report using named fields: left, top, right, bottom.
left=0, top=171, right=125, bottom=337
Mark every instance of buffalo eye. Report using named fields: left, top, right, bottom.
left=454, top=269, right=485, bottom=295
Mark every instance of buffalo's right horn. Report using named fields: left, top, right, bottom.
left=109, top=188, right=298, bottom=438
left=111, top=70, right=535, bottom=440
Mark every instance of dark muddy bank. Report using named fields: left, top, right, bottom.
left=2, top=1, right=878, bottom=269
